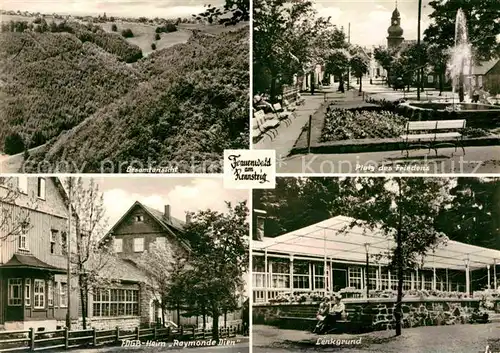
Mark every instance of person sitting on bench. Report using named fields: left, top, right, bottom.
left=324, top=295, right=345, bottom=328
left=313, top=297, right=330, bottom=334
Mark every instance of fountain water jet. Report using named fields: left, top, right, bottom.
left=398, top=8, right=500, bottom=117
left=447, top=8, right=472, bottom=104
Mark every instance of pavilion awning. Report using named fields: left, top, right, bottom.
left=253, top=215, right=500, bottom=270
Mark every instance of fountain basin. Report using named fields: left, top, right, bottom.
left=403, top=101, right=500, bottom=112
left=396, top=101, right=500, bottom=129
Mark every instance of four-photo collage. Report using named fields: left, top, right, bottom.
left=1, top=0, right=499, bottom=353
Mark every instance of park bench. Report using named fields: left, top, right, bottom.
left=283, top=87, right=305, bottom=105
left=400, top=119, right=466, bottom=157
left=271, top=103, right=294, bottom=126
left=253, top=109, right=280, bottom=142
left=283, top=99, right=297, bottom=112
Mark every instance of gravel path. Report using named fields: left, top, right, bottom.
left=253, top=323, right=500, bottom=353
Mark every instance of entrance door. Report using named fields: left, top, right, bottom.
left=332, top=269, right=347, bottom=292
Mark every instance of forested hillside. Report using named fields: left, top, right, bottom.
left=24, top=27, right=249, bottom=172
left=0, top=20, right=249, bottom=171
left=0, top=27, right=143, bottom=153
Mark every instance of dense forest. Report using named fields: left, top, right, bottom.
left=0, top=19, right=249, bottom=172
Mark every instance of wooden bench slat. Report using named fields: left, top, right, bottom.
left=402, top=132, right=462, bottom=140
left=401, top=119, right=466, bottom=156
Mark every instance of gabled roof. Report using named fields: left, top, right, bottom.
left=254, top=215, right=500, bottom=271
left=1, top=253, right=66, bottom=273
left=472, top=59, right=499, bottom=75
left=103, top=201, right=190, bottom=250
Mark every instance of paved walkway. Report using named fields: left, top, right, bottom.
left=253, top=93, right=325, bottom=159
left=253, top=324, right=500, bottom=353
left=279, top=146, right=500, bottom=174
left=270, top=80, right=500, bottom=173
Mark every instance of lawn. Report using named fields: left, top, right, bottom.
left=100, top=21, right=191, bottom=57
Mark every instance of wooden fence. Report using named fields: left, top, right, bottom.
left=0, top=325, right=242, bottom=352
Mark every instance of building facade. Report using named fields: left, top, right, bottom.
left=0, top=177, right=78, bottom=331
left=252, top=214, right=500, bottom=304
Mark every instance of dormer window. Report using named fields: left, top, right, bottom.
left=135, top=215, right=144, bottom=222
left=133, top=238, right=144, bottom=252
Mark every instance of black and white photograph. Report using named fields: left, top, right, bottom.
left=0, top=176, right=249, bottom=352
left=253, top=0, right=500, bottom=174
left=0, top=0, right=249, bottom=174
left=252, top=177, right=500, bottom=353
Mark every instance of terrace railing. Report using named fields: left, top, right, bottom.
left=0, top=324, right=243, bottom=352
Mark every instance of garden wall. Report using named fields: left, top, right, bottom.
left=253, top=298, right=483, bottom=331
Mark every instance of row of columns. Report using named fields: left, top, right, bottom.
left=260, top=251, right=499, bottom=302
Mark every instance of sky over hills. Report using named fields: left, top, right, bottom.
left=1, top=0, right=224, bottom=18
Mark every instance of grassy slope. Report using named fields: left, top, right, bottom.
left=27, top=26, right=249, bottom=172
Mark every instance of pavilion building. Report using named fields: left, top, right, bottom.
left=252, top=215, right=500, bottom=304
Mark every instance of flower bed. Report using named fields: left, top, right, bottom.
left=321, top=108, right=407, bottom=142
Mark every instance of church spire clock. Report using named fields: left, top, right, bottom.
left=387, top=1, right=404, bottom=49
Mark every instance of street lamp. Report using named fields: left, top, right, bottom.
left=416, top=0, right=422, bottom=101
left=365, top=243, right=370, bottom=298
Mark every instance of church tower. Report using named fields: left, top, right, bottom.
left=387, top=2, right=404, bottom=49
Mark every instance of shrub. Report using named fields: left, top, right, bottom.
left=155, top=33, right=160, bottom=41
left=4, top=132, right=25, bottom=155
left=321, top=108, right=407, bottom=142
left=121, top=28, right=134, bottom=38
left=151, top=43, right=156, bottom=50
left=111, top=24, right=118, bottom=32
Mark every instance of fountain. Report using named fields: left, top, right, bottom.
left=399, top=8, right=500, bottom=119
left=448, top=8, right=472, bottom=103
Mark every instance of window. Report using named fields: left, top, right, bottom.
left=403, top=272, right=412, bottom=291
left=25, top=279, right=31, bottom=306
left=92, top=288, right=139, bottom=317
left=34, top=279, right=45, bottom=309
left=50, top=230, right=57, bottom=254
left=292, top=260, right=310, bottom=289
left=368, top=268, right=377, bottom=290
left=114, top=238, right=123, bottom=253
left=133, top=238, right=144, bottom=252
left=423, top=272, right=432, bottom=290
left=8, top=279, right=22, bottom=306
left=427, top=75, right=434, bottom=83
left=271, top=260, right=290, bottom=289
left=18, top=177, right=28, bottom=194
left=18, top=224, right=28, bottom=250
left=48, top=280, right=54, bottom=307
left=37, top=178, right=46, bottom=200
left=155, top=237, right=166, bottom=248
left=61, top=232, right=67, bottom=255
left=313, top=263, right=325, bottom=290
left=59, top=282, right=68, bottom=307
left=348, top=267, right=362, bottom=289
left=380, top=270, right=389, bottom=290
left=252, top=256, right=265, bottom=288
left=135, top=215, right=144, bottom=222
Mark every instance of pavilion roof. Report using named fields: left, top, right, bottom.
left=253, top=216, right=500, bottom=270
